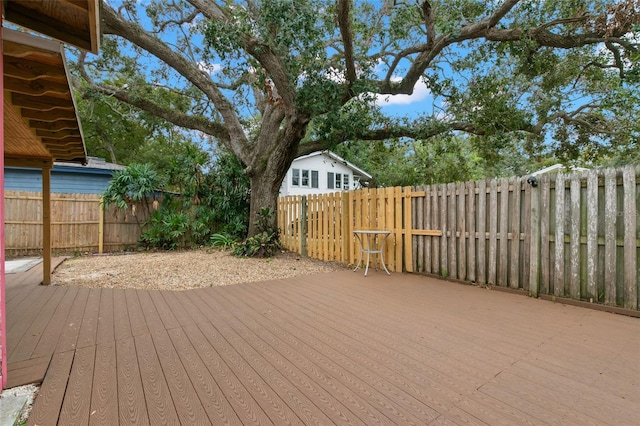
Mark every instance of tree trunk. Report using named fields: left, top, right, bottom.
left=243, top=107, right=309, bottom=238
left=247, top=173, right=281, bottom=237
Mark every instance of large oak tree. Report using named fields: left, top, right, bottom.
left=80, top=0, right=640, bottom=236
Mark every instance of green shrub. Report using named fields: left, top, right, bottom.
left=233, top=208, right=280, bottom=257
left=209, top=233, right=236, bottom=250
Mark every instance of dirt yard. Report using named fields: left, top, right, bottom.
left=52, top=249, right=345, bottom=291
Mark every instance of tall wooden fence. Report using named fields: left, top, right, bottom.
left=4, top=191, right=149, bottom=255
left=278, top=166, right=639, bottom=311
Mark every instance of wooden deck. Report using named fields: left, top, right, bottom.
left=5, top=260, right=640, bottom=425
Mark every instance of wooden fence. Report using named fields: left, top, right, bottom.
left=4, top=191, right=149, bottom=255
left=278, top=166, right=640, bottom=311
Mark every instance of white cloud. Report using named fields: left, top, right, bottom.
left=198, top=62, right=222, bottom=75
left=374, top=78, right=431, bottom=106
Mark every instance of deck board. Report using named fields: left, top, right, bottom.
left=54, top=288, right=90, bottom=354
left=8, top=287, right=69, bottom=363
left=96, top=289, right=115, bottom=345
left=32, top=287, right=80, bottom=359
left=59, top=345, right=96, bottom=425
left=90, top=341, right=118, bottom=426
left=116, top=337, right=148, bottom=426
left=168, top=327, right=243, bottom=425
left=75, top=288, right=101, bottom=349
left=113, top=290, right=133, bottom=341
left=135, top=333, right=180, bottom=425
left=5, top=269, right=640, bottom=425
left=181, top=323, right=276, bottom=426
left=124, top=289, right=148, bottom=337
left=27, top=350, right=74, bottom=426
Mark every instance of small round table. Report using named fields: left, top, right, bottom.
left=353, top=230, right=391, bottom=276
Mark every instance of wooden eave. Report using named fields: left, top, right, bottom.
left=3, top=0, right=101, bottom=54
left=3, top=29, right=87, bottom=166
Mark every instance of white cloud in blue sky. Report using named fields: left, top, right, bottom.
left=374, top=78, right=431, bottom=107
left=198, top=62, right=222, bottom=75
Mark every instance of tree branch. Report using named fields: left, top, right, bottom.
left=101, top=4, right=249, bottom=158
left=337, top=0, right=357, bottom=91
left=77, top=53, right=230, bottom=143
left=156, top=10, right=200, bottom=33
left=187, top=0, right=296, bottom=113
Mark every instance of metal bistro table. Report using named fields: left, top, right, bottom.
left=353, top=230, right=391, bottom=276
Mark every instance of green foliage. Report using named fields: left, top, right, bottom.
left=233, top=208, right=280, bottom=258
left=106, top=147, right=250, bottom=250
left=204, top=148, right=250, bottom=238
left=209, top=233, right=236, bottom=250
left=102, top=163, right=162, bottom=230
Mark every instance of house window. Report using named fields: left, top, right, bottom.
left=327, top=172, right=349, bottom=191
left=293, top=168, right=317, bottom=188
left=292, top=168, right=300, bottom=186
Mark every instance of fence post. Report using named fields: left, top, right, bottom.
left=528, top=179, right=541, bottom=297
left=403, top=186, right=414, bottom=272
left=341, top=191, right=350, bottom=264
left=98, top=196, right=104, bottom=254
left=300, top=195, right=307, bottom=257
left=42, top=167, right=51, bottom=285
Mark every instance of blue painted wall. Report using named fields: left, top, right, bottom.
left=4, top=166, right=116, bottom=194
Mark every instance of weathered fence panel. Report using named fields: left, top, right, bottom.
left=4, top=191, right=147, bottom=255
left=279, top=166, right=640, bottom=311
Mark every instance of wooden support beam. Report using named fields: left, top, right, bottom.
left=19, top=109, right=76, bottom=121
left=11, top=93, right=74, bottom=111
left=42, top=167, right=52, bottom=285
left=4, top=156, right=53, bottom=168
left=3, top=56, right=67, bottom=82
left=4, top=76, right=70, bottom=97
left=410, top=229, right=443, bottom=236
left=28, top=119, right=78, bottom=131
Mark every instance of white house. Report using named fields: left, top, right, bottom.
left=279, top=150, right=372, bottom=196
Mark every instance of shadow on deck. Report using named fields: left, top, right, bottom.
left=5, top=259, right=640, bottom=425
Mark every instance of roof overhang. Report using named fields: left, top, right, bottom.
left=3, top=28, right=87, bottom=166
left=295, top=150, right=373, bottom=181
left=3, top=0, right=101, bottom=54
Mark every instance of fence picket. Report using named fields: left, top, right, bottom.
left=424, top=186, right=432, bottom=274
left=466, top=181, right=476, bottom=283
left=499, top=178, right=509, bottom=287
left=510, top=177, right=521, bottom=289
left=554, top=172, right=566, bottom=297
left=447, top=183, right=457, bottom=279
left=416, top=186, right=425, bottom=272
left=623, top=166, right=637, bottom=310
left=569, top=173, right=581, bottom=299
left=477, top=180, right=487, bottom=285
left=440, top=183, right=448, bottom=277
left=432, top=185, right=440, bottom=274
left=540, top=174, right=551, bottom=295
left=488, top=178, right=498, bottom=285
left=586, top=170, right=598, bottom=301
left=604, top=169, right=617, bottom=305
left=457, top=182, right=467, bottom=280
left=277, top=166, right=639, bottom=311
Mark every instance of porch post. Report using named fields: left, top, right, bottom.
left=42, top=166, right=52, bottom=285
left=1, top=21, right=7, bottom=390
